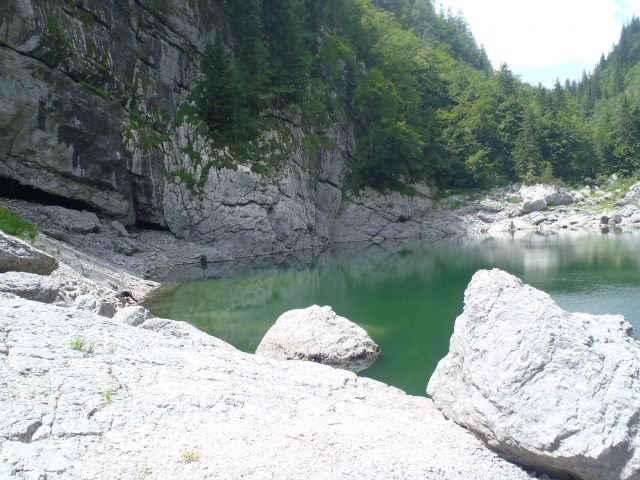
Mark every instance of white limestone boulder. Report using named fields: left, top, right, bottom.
left=521, top=197, right=547, bottom=213
left=73, top=294, right=117, bottom=318
left=624, top=182, right=640, bottom=205
left=112, top=305, right=154, bottom=326
left=520, top=184, right=573, bottom=212
left=0, top=231, right=58, bottom=275
left=427, top=269, right=640, bottom=480
left=41, top=206, right=102, bottom=234
left=256, top=305, right=381, bottom=372
left=0, top=271, right=59, bottom=303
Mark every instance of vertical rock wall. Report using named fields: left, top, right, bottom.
left=1, top=0, right=437, bottom=257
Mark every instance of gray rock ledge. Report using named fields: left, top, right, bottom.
left=256, top=305, right=381, bottom=372
left=0, top=232, right=58, bottom=275
left=428, top=268, right=640, bottom=480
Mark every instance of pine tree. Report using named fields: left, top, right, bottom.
left=514, top=109, right=545, bottom=182
left=192, top=40, right=236, bottom=140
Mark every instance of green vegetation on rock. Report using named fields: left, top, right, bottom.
left=0, top=206, right=37, bottom=240
left=45, top=14, right=74, bottom=52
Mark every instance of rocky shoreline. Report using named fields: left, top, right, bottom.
left=0, top=233, right=546, bottom=480
left=2, top=180, right=640, bottom=479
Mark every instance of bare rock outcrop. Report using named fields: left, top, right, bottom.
left=256, top=305, right=381, bottom=372
left=428, top=269, right=640, bottom=480
left=520, top=184, right=573, bottom=213
left=0, top=271, right=59, bottom=303
left=333, top=185, right=436, bottom=244
left=624, top=182, right=640, bottom=205
left=0, top=232, right=58, bottom=275
left=112, top=305, right=154, bottom=326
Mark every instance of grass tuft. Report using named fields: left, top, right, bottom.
left=180, top=451, right=200, bottom=463
left=71, top=337, right=86, bottom=351
left=0, top=206, right=37, bottom=240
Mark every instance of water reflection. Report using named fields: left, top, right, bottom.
left=145, top=229, right=640, bottom=395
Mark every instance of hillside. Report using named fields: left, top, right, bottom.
left=2, top=0, right=640, bottom=257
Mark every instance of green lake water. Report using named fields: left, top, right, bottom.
left=144, top=229, right=640, bottom=396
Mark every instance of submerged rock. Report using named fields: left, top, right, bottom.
left=427, top=269, right=640, bottom=480
left=0, top=232, right=58, bottom=275
left=256, top=305, right=381, bottom=372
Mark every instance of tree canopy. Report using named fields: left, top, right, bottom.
left=190, top=1, right=640, bottom=191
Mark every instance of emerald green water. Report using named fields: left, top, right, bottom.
left=144, top=230, right=640, bottom=396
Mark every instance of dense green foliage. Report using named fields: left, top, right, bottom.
left=573, top=17, right=640, bottom=178
left=0, top=206, right=37, bottom=240
left=190, top=0, right=640, bottom=191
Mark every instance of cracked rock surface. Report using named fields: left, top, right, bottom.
left=0, top=296, right=541, bottom=480
left=428, top=269, right=640, bottom=480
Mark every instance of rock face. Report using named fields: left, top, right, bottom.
left=0, top=232, right=58, bottom=274
left=333, top=185, right=436, bottom=244
left=0, top=295, right=537, bottom=480
left=427, top=269, right=640, bottom=480
left=256, top=305, right=381, bottom=372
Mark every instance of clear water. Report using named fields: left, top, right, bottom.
left=144, top=229, right=640, bottom=396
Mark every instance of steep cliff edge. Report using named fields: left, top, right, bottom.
left=1, top=0, right=437, bottom=257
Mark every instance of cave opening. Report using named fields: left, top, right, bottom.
left=134, top=220, right=171, bottom=232
left=1, top=176, right=97, bottom=212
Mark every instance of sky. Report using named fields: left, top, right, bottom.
left=438, top=0, right=640, bottom=86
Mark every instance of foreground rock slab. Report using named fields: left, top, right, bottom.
left=256, top=305, right=382, bottom=372
left=0, top=297, right=538, bottom=480
left=428, top=269, right=640, bottom=480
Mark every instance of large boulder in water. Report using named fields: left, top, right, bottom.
left=256, top=305, right=381, bottom=372
left=427, top=269, right=640, bottom=480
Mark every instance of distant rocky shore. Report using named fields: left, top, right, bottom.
left=3, top=176, right=640, bottom=287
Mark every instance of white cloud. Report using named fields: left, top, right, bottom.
left=438, top=0, right=640, bottom=85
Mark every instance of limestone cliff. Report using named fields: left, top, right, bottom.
left=1, top=0, right=436, bottom=257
